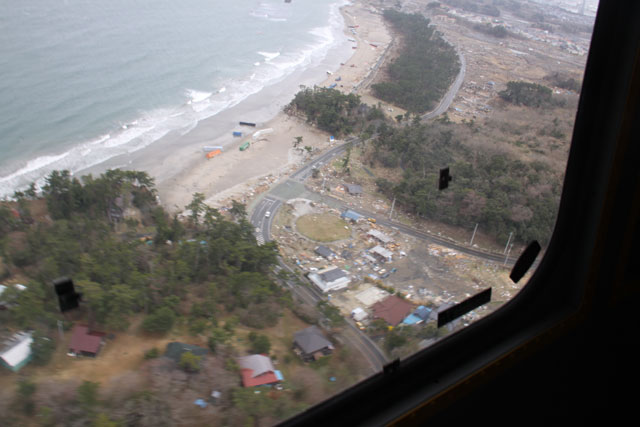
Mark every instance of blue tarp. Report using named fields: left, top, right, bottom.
left=341, top=210, right=363, bottom=221
left=275, top=370, right=284, bottom=381
left=403, top=306, right=433, bottom=325
left=194, top=399, right=208, bottom=408
left=233, top=131, right=242, bottom=137
left=403, top=314, right=422, bottom=325
left=414, top=305, right=432, bottom=320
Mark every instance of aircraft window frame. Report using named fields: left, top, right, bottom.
left=279, top=1, right=639, bottom=425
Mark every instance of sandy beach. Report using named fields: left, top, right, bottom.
left=147, top=0, right=392, bottom=213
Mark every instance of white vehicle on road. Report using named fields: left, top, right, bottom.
left=265, top=211, right=271, bottom=218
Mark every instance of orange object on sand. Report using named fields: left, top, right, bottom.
left=206, top=149, right=222, bottom=159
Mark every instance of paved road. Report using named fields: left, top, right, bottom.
left=245, top=41, right=490, bottom=373
left=291, top=137, right=357, bottom=182
left=277, top=260, right=324, bottom=307
left=422, top=49, right=466, bottom=121
left=274, top=253, right=388, bottom=372
left=342, top=320, right=388, bottom=371
left=250, top=196, right=281, bottom=245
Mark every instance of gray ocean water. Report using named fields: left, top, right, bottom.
left=0, top=0, right=347, bottom=196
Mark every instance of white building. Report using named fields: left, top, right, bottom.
left=0, top=331, right=33, bottom=372
left=367, top=230, right=394, bottom=244
left=370, top=246, right=393, bottom=263
left=351, top=307, right=368, bottom=322
left=309, top=267, right=351, bottom=293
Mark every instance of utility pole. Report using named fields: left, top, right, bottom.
left=504, top=232, right=513, bottom=254
left=389, top=196, right=396, bottom=219
left=57, top=320, right=64, bottom=340
left=469, top=223, right=478, bottom=246
left=504, top=243, right=514, bottom=266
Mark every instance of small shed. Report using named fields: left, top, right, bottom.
left=69, top=325, right=106, bottom=357
left=345, top=184, right=363, bottom=195
left=351, top=307, right=368, bottom=322
left=0, top=332, right=33, bottom=372
left=403, top=306, right=433, bottom=325
left=370, top=246, right=393, bottom=263
left=315, top=245, right=335, bottom=260
left=341, top=209, right=363, bottom=222
left=367, top=230, right=394, bottom=244
left=164, top=342, right=208, bottom=363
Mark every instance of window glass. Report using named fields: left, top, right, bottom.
left=0, top=0, right=598, bottom=425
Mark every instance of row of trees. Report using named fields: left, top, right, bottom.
left=499, top=81, right=554, bottom=107
left=285, top=87, right=364, bottom=137
left=42, top=169, right=155, bottom=220
left=371, top=9, right=460, bottom=113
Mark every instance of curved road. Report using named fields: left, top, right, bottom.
left=248, top=135, right=518, bottom=373
left=422, top=48, right=466, bottom=120
left=246, top=41, right=505, bottom=374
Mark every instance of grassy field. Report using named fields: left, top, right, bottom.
left=296, top=214, right=352, bottom=242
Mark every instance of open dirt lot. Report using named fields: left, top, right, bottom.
left=296, top=214, right=352, bottom=242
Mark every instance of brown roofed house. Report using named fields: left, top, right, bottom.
left=371, top=295, right=413, bottom=326
left=69, top=325, right=106, bottom=357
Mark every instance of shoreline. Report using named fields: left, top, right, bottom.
left=146, top=0, right=393, bottom=214
left=0, top=1, right=392, bottom=211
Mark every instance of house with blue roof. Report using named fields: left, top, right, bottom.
left=341, top=209, right=363, bottom=223
left=403, top=305, right=433, bottom=325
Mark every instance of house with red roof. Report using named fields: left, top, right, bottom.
left=68, top=325, right=106, bottom=357
left=237, top=354, right=284, bottom=387
left=371, top=295, right=413, bottom=326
